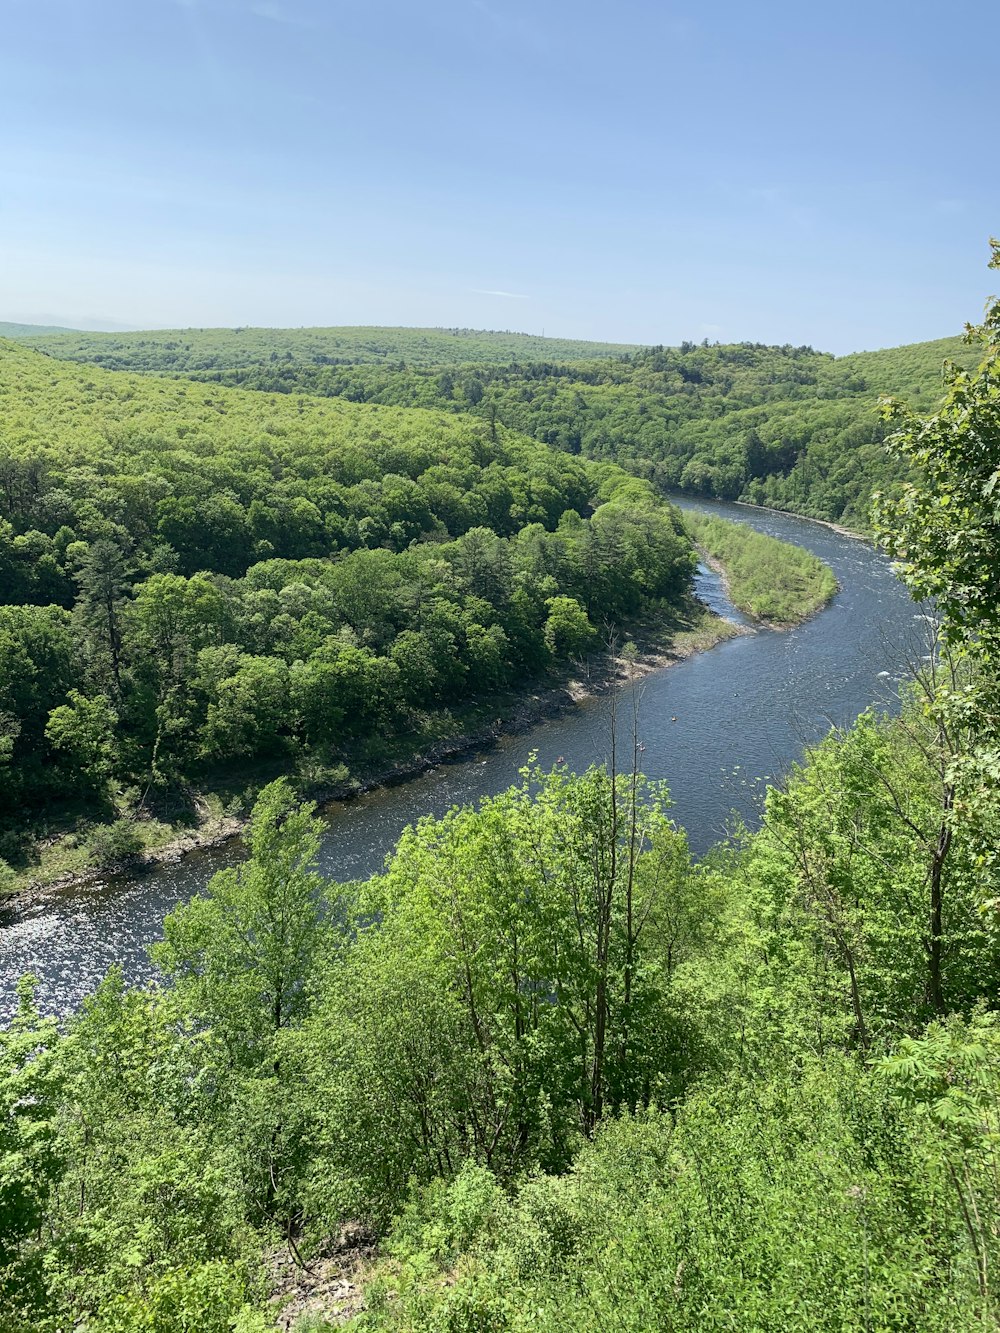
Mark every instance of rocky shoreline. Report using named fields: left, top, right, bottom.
left=4, top=612, right=744, bottom=914
left=731, top=498, right=870, bottom=543
left=4, top=504, right=860, bottom=916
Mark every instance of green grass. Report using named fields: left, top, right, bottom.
left=684, top=512, right=838, bottom=624
left=668, top=601, right=744, bottom=653
left=8, top=811, right=185, bottom=892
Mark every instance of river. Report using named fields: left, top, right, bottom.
left=0, top=498, right=926, bottom=1022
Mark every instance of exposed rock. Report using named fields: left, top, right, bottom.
left=267, top=1224, right=376, bottom=1329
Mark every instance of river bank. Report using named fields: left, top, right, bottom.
left=4, top=602, right=744, bottom=912
left=731, top=499, right=870, bottom=543
left=1, top=496, right=915, bottom=1023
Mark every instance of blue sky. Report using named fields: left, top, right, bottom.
left=2, top=0, right=996, bottom=351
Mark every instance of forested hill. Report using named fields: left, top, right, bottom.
left=201, top=332, right=966, bottom=529
left=0, top=338, right=695, bottom=860
left=23, top=324, right=977, bottom=527
left=20, top=324, right=642, bottom=371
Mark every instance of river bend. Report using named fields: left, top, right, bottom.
left=0, top=499, right=925, bottom=1021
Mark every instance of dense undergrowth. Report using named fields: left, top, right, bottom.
left=3, top=663, right=1000, bottom=1330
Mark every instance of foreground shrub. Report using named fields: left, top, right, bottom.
left=359, top=1060, right=985, bottom=1331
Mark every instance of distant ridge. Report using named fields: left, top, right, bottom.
left=19, top=325, right=644, bottom=371
left=0, top=319, right=79, bottom=338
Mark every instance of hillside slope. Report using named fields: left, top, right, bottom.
left=0, top=338, right=696, bottom=863
left=20, top=325, right=978, bottom=527
left=185, top=333, right=975, bottom=527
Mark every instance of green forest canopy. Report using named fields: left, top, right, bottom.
left=0, top=321, right=77, bottom=339
left=22, top=323, right=979, bottom=528
left=0, top=338, right=694, bottom=858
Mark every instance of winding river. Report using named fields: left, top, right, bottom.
left=0, top=498, right=926, bottom=1022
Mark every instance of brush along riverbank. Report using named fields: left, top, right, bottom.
left=682, top=510, right=839, bottom=625
left=4, top=601, right=743, bottom=908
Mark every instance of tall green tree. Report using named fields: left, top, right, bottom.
left=873, top=239, right=1000, bottom=937
left=155, top=781, right=332, bottom=1228
left=874, top=239, right=1000, bottom=662
left=73, top=536, right=131, bottom=699
left=290, top=759, right=704, bottom=1229
left=155, top=778, right=328, bottom=1060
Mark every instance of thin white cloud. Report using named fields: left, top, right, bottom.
left=472, top=288, right=530, bottom=299
left=247, top=2, right=319, bottom=29
left=469, top=1, right=548, bottom=53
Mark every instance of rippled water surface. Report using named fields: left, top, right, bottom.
left=1, top=499, right=925, bottom=1021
